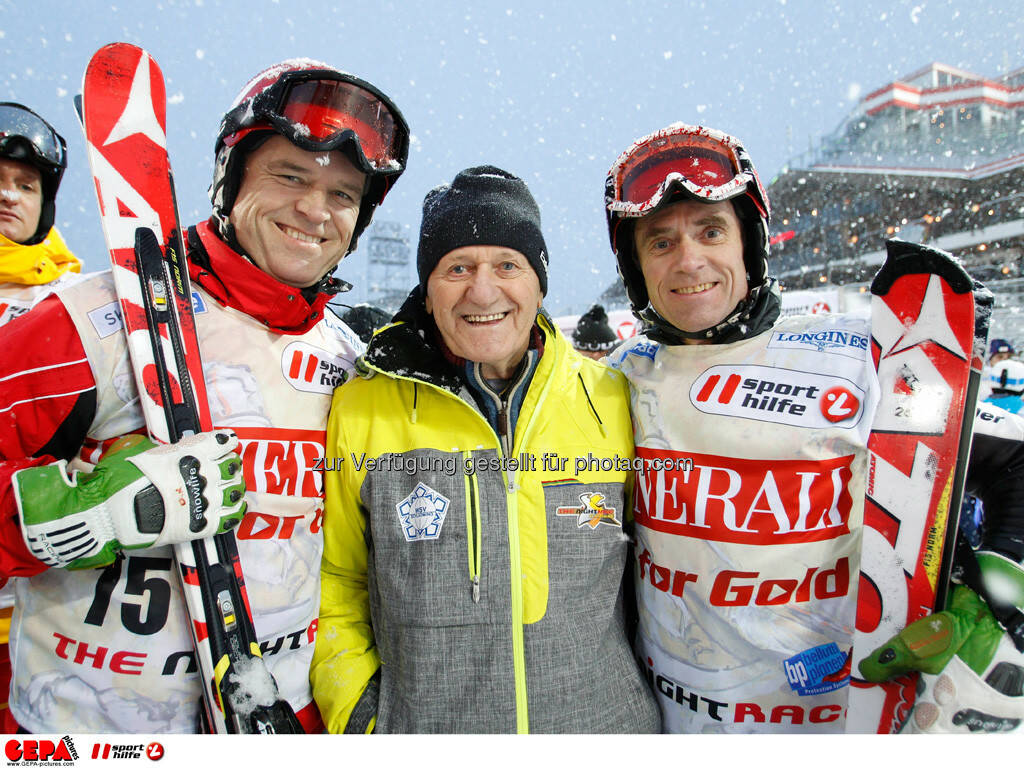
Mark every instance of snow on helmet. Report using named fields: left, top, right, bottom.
left=988, top=359, right=1024, bottom=395
left=210, top=59, right=409, bottom=256
left=0, top=102, right=67, bottom=245
left=604, top=122, right=772, bottom=343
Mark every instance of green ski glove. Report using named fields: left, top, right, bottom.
left=14, top=431, right=246, bottom=570
left=859, top=585, right=1002, bottom=681
left=859, top=555, right=1024, bottom=733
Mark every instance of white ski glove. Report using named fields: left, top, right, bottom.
left=908, top=636, right=1024, bottom=733
left=13, top=431, right=246, bottom=569
left=859, top=554, right=1024, bottom=733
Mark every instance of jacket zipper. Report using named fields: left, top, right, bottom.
left=494, top=389, right=528, bottom=731
left=364, top=354, right=561, bottom=734
left=463, top=450, right=482, bottom=603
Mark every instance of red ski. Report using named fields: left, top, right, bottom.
left=79, top=42, right=300, bottom=733
left=847, top=239, right=986, bottom=733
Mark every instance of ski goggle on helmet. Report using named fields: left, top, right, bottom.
left=606, top=122, right=768, bottom=222
left=0, top=102, right=67, bottom=183
left=0, top=102, right=68, bottom=244
left=219, top=62, right=409, bottom=176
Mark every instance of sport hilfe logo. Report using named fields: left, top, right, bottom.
left=821, top=386, right=860, bottom=423
left=690, top=365, right=864, bottom=429
left=281, top=340, right=352, bottom=395
left=90, top=742, right=163, bottom=761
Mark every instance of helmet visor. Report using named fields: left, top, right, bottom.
left=277, top=79, right=404, bottom=171
left=608, top=126, right=763, bottom=217
left=222, top=72, right=408, bottom=176
left=0, top=103, right=66, bottom=171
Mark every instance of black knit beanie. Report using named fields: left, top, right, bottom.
left=572, top=304, right=618, bottom=352
left=417, top=165, right=549, bottom=294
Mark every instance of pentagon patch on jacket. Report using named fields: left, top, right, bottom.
left=396, top=482, right=450, bottom=541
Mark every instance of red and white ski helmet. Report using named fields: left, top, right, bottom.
left=210, top=59, right=409, bottom=254
left=0, top=102, right=67, bottom=245
left=604, top=122, right=772, bottom=342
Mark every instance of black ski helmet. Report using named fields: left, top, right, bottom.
left=604, top=122, right=772, bottom=343
left=0, top=102, right=67, bottom=245
left=210, top=58, right=410, bottom=257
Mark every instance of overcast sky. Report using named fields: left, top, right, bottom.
left=3, top=0, right=1021, bottom=313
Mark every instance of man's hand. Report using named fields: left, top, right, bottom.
left=859, top=572, right=1024, bottom=733
left=13, top=431, right=246, bottom=569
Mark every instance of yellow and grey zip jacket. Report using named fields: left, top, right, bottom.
left=311, top=309, right=660, bottom=734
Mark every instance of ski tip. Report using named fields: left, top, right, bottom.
left=871, top=238, right=974, bottom=297
left=97, top=41, right=146, bottom=56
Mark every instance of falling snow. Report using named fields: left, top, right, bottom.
left=0, top=1, right=1015, bottom=319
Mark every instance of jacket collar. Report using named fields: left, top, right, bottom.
left=0, top=227, right=81, bottom=285
left=188, top=219, right=341, bottom=335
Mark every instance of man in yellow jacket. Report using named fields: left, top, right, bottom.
left=312, top=165, right=660, bottom=733
left=0, top=102, right=81, bottom=728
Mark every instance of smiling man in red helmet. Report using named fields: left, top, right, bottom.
left=0, top=60, right=408, bottom=733
left=603, top=122, right=1024, bottom=734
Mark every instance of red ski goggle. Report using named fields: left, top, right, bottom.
left=223, top=71, right=408, bottom=175
left=607, top=125, right=767, bottom=218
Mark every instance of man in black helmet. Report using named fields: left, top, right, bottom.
left=603, top=122, right=1024, bottom=734
left=0, top=102, right=82, bottom=325
left=0, top=61, right=409, bottom=733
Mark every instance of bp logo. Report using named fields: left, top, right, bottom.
left=396, top=482, right=449, bottom=542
